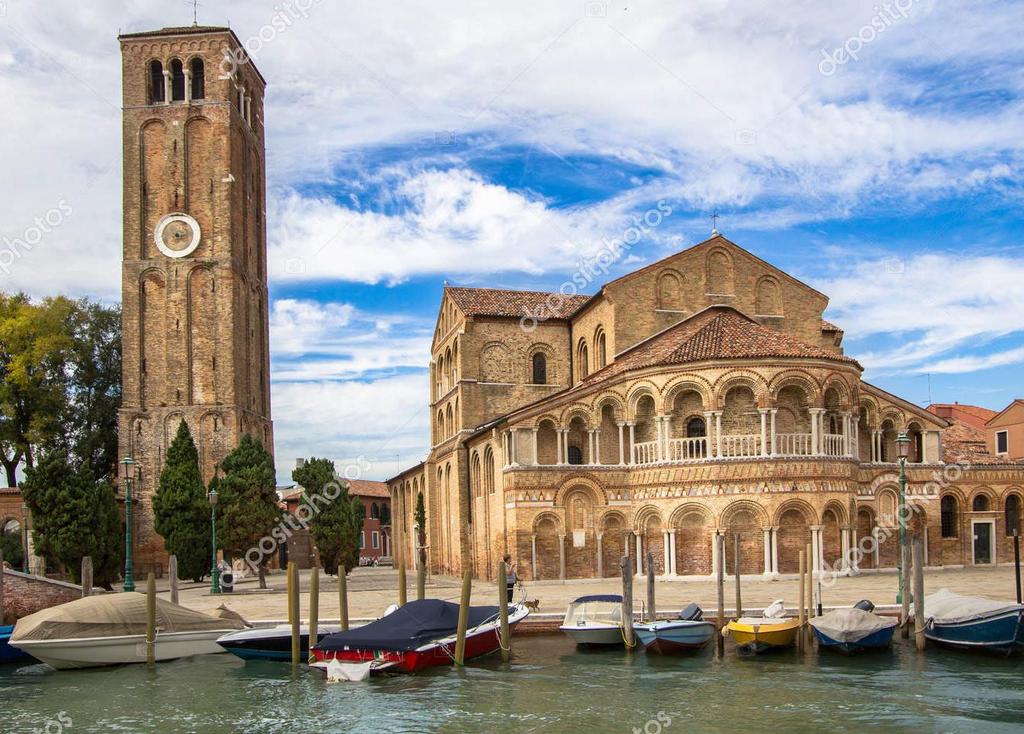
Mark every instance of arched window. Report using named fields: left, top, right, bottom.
left=532, top=353, right=547, bottom=384
left=1006, top=495, right=1021, bottom=536
left=972, top=494, right=990, bottom=512
left=595, top=327, right=607, bottom=369
left=148, top=60, right=165, bottom=103
left=686, top=417, right=706, bottom=437
left=941, top=495, right=958, bottom=538
left=190, top=57, right=205, bottom=100
left=577, top=339, right=589, bottom=381
left=170, top=59, right=186, bottom=101
left=567, top=445, right=583, bottom=465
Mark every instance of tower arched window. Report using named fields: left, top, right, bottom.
left=170, top=59, right=186, bottom=101
left=577, top=339, right=589, bottom=381
left=148, top=60, right=165, bottom=103
left=973, top=494, right=990, bottom=512
left=568, top=445, right=583, bottom=465
left=190, top=57, right=205, bottom=100
left=686, top=417, right=706, bottom=437
left=595, top=327, right=607, bottom=369
left=532, top=353, right=547, bottom=385
left=941, top=495, right=958, bottom=538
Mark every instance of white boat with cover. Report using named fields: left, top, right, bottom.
left=9, top=594, right=246, bottom=670
left=560, top=595, right=627, bottom=646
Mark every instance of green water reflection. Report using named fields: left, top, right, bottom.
left=1, top=635, right=1022, bottom=733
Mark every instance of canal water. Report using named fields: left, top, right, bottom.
left=1, top=634, right=1022, bottom=733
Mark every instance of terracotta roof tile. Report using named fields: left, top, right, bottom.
left=941, top=418, right=1024, bottom=465
left=578, top=306, right=858, bottom=387
left=345, top=479, right=390, bottom=498
left=822, top=320, right=842, bottom=332
left=446, top=286, right=589, bottom=320
left=927, top=403, right=998, bottom=429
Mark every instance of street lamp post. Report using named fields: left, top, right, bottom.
left=208, top=484, right=220, bottom=595
left=20, top=503, right=29, bottom=574
left=895, top=431, right=911, bottom=605
left=121, top=457, right=136, bottom=592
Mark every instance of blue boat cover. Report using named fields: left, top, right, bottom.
left=316, top=599, right=499, bottom=653
left=572, top=595, right=623, bottom=603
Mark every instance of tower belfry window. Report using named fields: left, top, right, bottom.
left=190, top=58, right=205, bottom=100
left=148, top=60, right=165, bottom=103
left=170, top=59, right=186, bottom=101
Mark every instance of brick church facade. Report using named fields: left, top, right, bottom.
left=389, top=235, right=1024, bottom=581
left=116, top=26, right=274, bottom=575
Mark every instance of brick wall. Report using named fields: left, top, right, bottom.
left=1, top=570, right=86, bottom=624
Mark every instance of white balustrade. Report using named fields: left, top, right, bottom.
left=633, top=440, right=659, bottom=465
left=666, top=437, right=709, bottom=462
left=823, top=433, right=845, bottom=457
left=718, top=434, right=761, bottom=458
left=775, top=433, right=813, bottom=456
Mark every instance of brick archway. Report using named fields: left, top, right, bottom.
left=776, top=506, right=812, bottom=573
left=723, top=503, right=765, bottom=575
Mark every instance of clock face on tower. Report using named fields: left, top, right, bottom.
left=154, top=213, right=202, bottom=258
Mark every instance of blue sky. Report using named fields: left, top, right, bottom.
left=1, top=1, right=1022, bottom=482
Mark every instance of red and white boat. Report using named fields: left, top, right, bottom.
left=310, top=598, right=529, bottom=675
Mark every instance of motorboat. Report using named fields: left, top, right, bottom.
left=560, top=594, right=627, bottom=646
left=9, top=594, right=246, bottom=669
left=218, top=623, right=342, bottom=661
left=810, top=600, right=897, bottom=653
left=0, top=624, right=30, bottom=663
left=724, top=599, right=800, bottom=654
left=633, top=603, right=715, bottom=654
left=922, top=588, right=1024, bottom=654
left=310, top=598, right=529, bottom=675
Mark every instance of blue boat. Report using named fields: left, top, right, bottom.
left=810, top=600, right=897, bottom=654
left=923, top=589, right=1024, bottom=655
left=634, top=604, right=715, bottom=654
left=0, top=625, right=30, bottom=663
left=217, top=624, right=341, bottom=661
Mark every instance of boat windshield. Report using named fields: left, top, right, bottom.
left=563, top=599, right=622, bottom=627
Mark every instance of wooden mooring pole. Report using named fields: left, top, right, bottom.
left=498, top=561, right=511, bottom=662
left=646, top=551, right=656, bottom=622
left=716, top=533, right=725, bottom=654
left=81, top=556, right=93, bottom=598
left=1014, top=529, right=1022, bottom=606
left=338, top=564, right=349, bottom=631
left=621, top=554, right=634, bottom=649
left=912, top=534, right=926, bottom=653
left=416, top=552, right=426, bottom=601
left=397, top=548, right=407, bottom=607
left=797, top=548, right=806, bottom=652
left=167, top=555, right=178, bottom=605
left=308, top=563, right=320, bottom=663
left=289, top=562, right=300, bottom=666
left=805, top=541, right=814, bottom=647
left=145, top=572, right=156, bottom=666
left=901, top=539, right=911, bottom=639
left=733, top=534, right=742, bottom=619
left=454, top=570, right=472, bottom=666
left=0, top=550, right=5, bottom=624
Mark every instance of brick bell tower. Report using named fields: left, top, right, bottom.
left=117, top=25, right=274, bottom=575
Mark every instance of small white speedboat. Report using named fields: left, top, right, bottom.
left=634, top=603, right=715, bottom=653
left=10, top=593, right=246, bottom=670
left=560, top=594, right=626, bottom=646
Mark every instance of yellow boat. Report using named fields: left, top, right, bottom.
left=724, top=616, right=801, bottom=654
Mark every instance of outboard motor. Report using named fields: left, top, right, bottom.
left=853, top=599, right=875, bottom=612
left=678, top=603, right=703, bottom=621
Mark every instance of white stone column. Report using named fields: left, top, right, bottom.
left=627, top=423, right=636, bottom=464
left=762, top=527, right=772, bottom=575
left=635, top=533, right=643, bottom=575
left=710, top=529, right=722, bottom=578
left=668, top=530, right=677, bottom=575
left=531, top=534, right=537, bottom=580
left=184, top=70, right=192, bottom=103
left=770, top=408, right=778, bottom=456
left=714, top=411, right=723, bottom=458
left=594, top=429, right=602, bottom=465
left=617, top=422, right=626, bottom=465
left=510, top=429, right=518, bottom=466
left=923, top=527, right=930, bottom=566
left=871, top=526, right=881, bottom=568
left=840, top=526, right=851, bottom=573
left=555, top=429, right=563, bottom=465
left=596, top=533, right=604, bottom=578
left=163, top=70, right=171, bottom=105
left=662, top=531, right=670, bottom=575
left=810, top=525, right=822, bottom=572
left=809, top=409, right=822, bottom=456
left=558, top=534, right=566, bottom=581
left=770, top=526, right=780, bottom=575
left=759, top=409, right=769, bottom=457
left=531, top=427, right=539, bottom=466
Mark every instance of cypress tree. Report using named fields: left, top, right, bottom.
left=217, top=434, right=279, bottom=588
left=153, top=421, right=211, bottom=582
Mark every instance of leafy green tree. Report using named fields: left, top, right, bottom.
left=217, top=434, right=279, bottom=588
left=0, top=524, right=24, bottom=569
left=153, top=421, right=211, bottom=582
left=20, top=451, right=123, bottom=587
left=292, top=457, right=364, bottom=576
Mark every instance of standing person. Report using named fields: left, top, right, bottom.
left=503, top=554, right=517, bottom=603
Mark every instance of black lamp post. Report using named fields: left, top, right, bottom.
left=120, top=457, right=137, bottom=592
left=208, top=482, right=220, bottom=595
left=896, top=431, right=910, bottom=604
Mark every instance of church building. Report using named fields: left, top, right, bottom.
left=388, top=235, right=1024, bottom=581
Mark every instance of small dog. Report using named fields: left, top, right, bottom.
left=524, top=599, right=541, bottom=612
